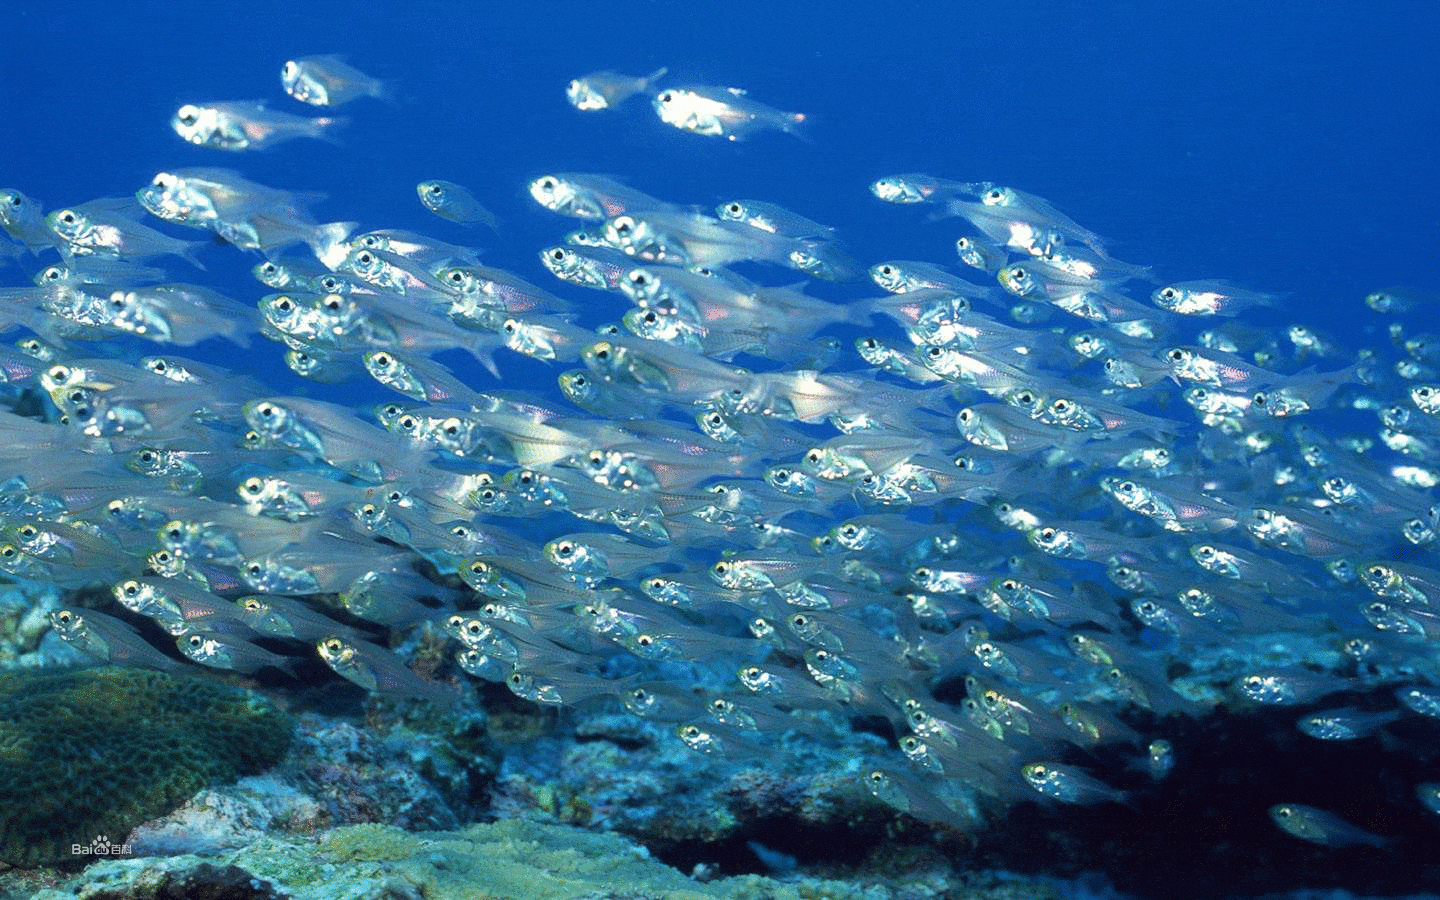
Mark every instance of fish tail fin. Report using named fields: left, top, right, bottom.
left=177, top=241, right=208, bottom=271
left=313, top=116, right=350, bottom=145
left=306, top=221, right=356, bottom=269
left=784, top=112, right=813, bottom=143
left=369, top=78, right=400, bottom=106
left=645, top=66, right=669, bottom=86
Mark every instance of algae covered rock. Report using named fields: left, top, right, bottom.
left=0, top=666, right=294, bottom=866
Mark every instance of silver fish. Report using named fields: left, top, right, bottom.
left=417, top=180, right=496, bottom=229
left=653, top=86, right=806, bottom=141
left=567, top=67, right=667, bottom=111
left=281, top=55, right=389, bottom=107
left=172, top=101, right=345, bottom=151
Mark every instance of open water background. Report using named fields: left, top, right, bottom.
left=4, top=2, right=1439, bottom=896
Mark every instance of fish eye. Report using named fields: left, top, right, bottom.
left=323, top=296, right=342, bottom=311
left=177, top=105, right=199, bottom=124
left=540, top=177, right=556, bottom=191
left=276, top=296, right=295, bottom=312
left=549, top=248, right=565, bottom=260
left=987, top=189, right=1003, bottom=201
left=1252, top=392, right=1267, bottom=405
left=926, top=346, right=943, bottom=358
left=397, top=415, right=418, bottom=431
left=1167, top=349, right=1185, bottom=361
left=6, top=195, right=20, bottom=208
left=1160, top=287, right=1178, bottom=299
left=373, top=352, right=392, bottom=367
left=17, top=525, right=36, bottom=538
left=241, top=477, right=264, bottom=495
left=659, top=91, right=674, bottom=103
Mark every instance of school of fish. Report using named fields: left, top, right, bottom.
left=3, top=59, right=1438, bottom=848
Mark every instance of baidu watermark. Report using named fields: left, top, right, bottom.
left=72, top=835, right=132, bottom=856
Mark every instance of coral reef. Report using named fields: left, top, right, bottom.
left=0, top=667, right=293, bottom=867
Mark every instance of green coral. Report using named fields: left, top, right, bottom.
left=0, top=666, right=294, bottom=866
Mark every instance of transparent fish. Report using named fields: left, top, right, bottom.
left=417, top=180, right=497, bottom=229
left=653, top=86, right=805, bottom=141
left=317, top=636, right=460, bottom=704
left=1021, top=762, right=1125, bottom=804
left=281, top=55, right=389, bottom=107
left=0, top=188, right=54, bottom=253
left=1269, top=804, right=1387, bottom=847
left=566, top=67, right=667, bottom=110
left=172, top=101, right=344, bottom=151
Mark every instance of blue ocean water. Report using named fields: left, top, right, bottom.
left=5, top=1, right=1440, bottom=897
left=6, top=0, right=1437, bottom=335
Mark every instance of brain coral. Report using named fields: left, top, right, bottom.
left=0, top=666, right=294, bottom=866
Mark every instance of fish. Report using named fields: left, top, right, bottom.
left=5, top=51, right=1440, bottom=866
left=1268, top=803, right=1388, bottom=847
left=46, top=199, right=206, bottom=267
left=172, top=101, right=345, bottom=150
left=566, top=67, right=668, bottom=110
left=1020, top=762, right=1126, bottom=804
left=653, top=86, right=806, bottom=141
left=416, top=180, right=497, bottom=228
left=0, top=188, right=56, bottom=253
left=281, top=55, right=389, bottom=106
left=317, top=636, right=460, bottom=704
